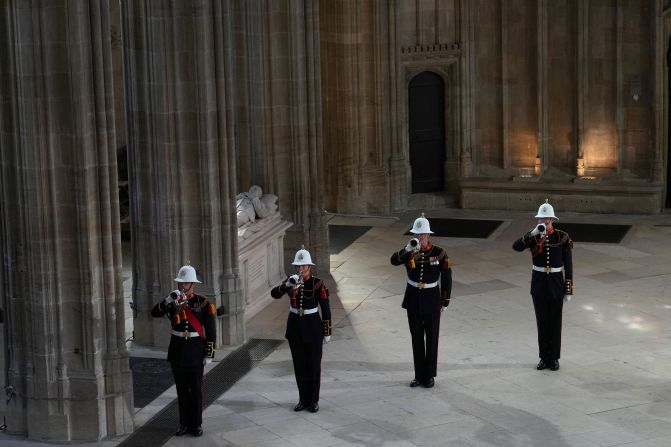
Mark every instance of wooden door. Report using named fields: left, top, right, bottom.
left=408, top=71, right=445, bottom=193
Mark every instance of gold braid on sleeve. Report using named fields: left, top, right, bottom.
left=564, top=279, right=573, bottom=295
left=205, top=341, right=215, bottom=358
left=322, top=320, right=332, bottom=336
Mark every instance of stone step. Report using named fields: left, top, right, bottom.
left=406, top=192, right=459, bottom=210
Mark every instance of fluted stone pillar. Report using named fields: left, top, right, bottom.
left=257, top=0, right=328, bottom=270
left=460, top=0, right=475, bottom=178
left=654, top=0, right=667, bottom=186
left=576, top=0, right=588, bottom=177
left=320, top=0, right=390, bottom=215
left=0, top=0, right=133, bottom=441
left=388, top=0, right=407, bottom=211
left=122, top=0, right=243, bottom=346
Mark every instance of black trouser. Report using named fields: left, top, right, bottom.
left=407, top=310, right=441, bottom=381
left=288, top=339, right=323, bottom=405
left=171, top=364, right=204, bottom=429
left=532, top=293, right=564, bottom=361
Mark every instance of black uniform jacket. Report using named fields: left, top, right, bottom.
left=271, top=275, right=332, bottom=343
left=513, top=228, right=574, bottom=299
left=390, top=244, right=452, bottom=314
left=152, top=294, right=217, bottom=368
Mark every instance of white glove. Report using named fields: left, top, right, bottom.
left=174, top=292, right=187, bottom=306
left=405, top=238, right=419, bottom=252
left=530, top=224, right=546, bottom=237
left=203, top=358, right=213, bottom=366
left=285, top=274, right=300, bottom=288
left=163, top=289, right=181, bottom=304
left=563, top=295, right=572, bottom=303
left=324, top=336, right=331, bottom=343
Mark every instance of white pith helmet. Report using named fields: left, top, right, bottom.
left=292, top=246, right=315, bottom=266
left=174, top=264, right=201, bottom=283
left=535, top=199, right=558, bottom=220
left=410, top=213, right=433, bottom=234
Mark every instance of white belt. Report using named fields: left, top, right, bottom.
left=532, top=265, right=564, bottom=274
left=289, top=306, right=319, bottom=316
left=171, top=330, right=201, bottom=339
left=407, top=280, right=439, bottom=289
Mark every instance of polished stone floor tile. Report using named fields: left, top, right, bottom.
left=6, top=209, right=668, bottom=447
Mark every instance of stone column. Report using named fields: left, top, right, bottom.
left=460, top=0, right=474, bottom=178
left=389, top=0, right=409, bottom=211
left=501, top=2, right=511, bottom=169
left=303, top=0, right=329, bottom=268
left=320, top=0, right=388, bottom=215
left=0, top=1, right=133, bottom=441
left=616, top=0, right=625, bottom=174
left=576, top=1, right=589, bottom=176
left=653, top=0, right=666, bottom=185
left=121, top=0, right=243, bottom=346
left=257, top=0, right=328, bottom=270
left=537, top=0, right=548, bottom=174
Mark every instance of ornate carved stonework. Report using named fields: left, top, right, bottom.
left=400, top=45, right=461, bottom=62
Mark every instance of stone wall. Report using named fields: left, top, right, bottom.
left=0, top=0, right=133, bottom=440
left=122, top=0, right=328, bottom=348
left=121, top=0, right=244, bottom=348
left=0, top=1, right=668, bottom=441
left=320, top=0, right=666, bottom=214
left=463, top=0, right=663, bottom=212
left=229, top=0, right=329, bottom=275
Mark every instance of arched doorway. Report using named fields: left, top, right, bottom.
left=408, top=71, right=445, bottom=193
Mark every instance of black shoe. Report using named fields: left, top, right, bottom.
left=536, top=360, right=548, bottom=370
left=294, top=402, right=306, bottom=411
left=175, top=425, right=188, bottom=436
left=409, top=378, right=421, bottom=387
left=549, top=360, right=560, bottom=371
left=422, top=378, right=435, bottom=388
left=190, top=426, right=203, bottom=437
left=308, top=402, right=319, bottom=413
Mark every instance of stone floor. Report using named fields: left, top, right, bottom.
left=2, top=208, right=671, bottom=446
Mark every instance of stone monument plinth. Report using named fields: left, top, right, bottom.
left=236, top=187, right=292, bottom=320
left=238, top=212, right=292, bottom=320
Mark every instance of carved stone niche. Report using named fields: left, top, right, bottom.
left=238, top=210, right=293, bottom=321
